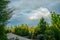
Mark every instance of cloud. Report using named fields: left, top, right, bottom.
left=7, top=0, right=60, bottom=26
left=11, top=7, right=50, bottom=20
left=26, top=7, right=51, bottom=20
left=7, top=7, right=51, bottom=26
left=8, top=0, right=60, bottom=15
left=9, top=0, right=60, bottom=11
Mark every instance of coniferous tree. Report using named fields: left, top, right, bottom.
left=0, top=0, right=13, bottom=40
left=37, top=17, right=47, bottom=40
left=38, top=17, right=46, bottom=34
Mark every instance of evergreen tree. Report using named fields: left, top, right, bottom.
left=38, top=17, right=46, bottom=34
left=37, top=17, right=47, bottom=40
left=0, top=0, right=13, bottom=40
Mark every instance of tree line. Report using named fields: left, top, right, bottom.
left=6, top=12, right=60, bottom=40
left=0, top=0, right=60, bottom=40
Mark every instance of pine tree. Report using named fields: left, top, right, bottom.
left=37, top=17, right=47, bottom=40
left=38, top=17, right=46, bottom=34
left=0, top=0, right=13, bottom=40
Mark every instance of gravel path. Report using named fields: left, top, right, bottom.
left=7, top=33, right=31, bottom=40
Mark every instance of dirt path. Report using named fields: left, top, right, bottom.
left=7, top=33, right=31, bottom=40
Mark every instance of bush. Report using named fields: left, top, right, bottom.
left=14, top=25, right=29, bottom=36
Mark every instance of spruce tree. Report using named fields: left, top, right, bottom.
left=37, top=17, right=47, bottom=40
left=38, top=17, right=46, bottom=34
left=0, top=0, right=13, bottom=40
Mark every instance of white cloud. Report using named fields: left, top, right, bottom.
left=9, top=7, right=51, bottom=21
left=9, top=7, right=51, bottom=24
left=27, top=7, right=50, bottom=20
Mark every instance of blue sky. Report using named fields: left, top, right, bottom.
left=7, top=0, right=60, bottom=27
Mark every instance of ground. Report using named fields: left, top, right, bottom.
left=7, top=33, right=31, bottom=40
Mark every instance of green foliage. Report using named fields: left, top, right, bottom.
left=0, top=26, right=8, bottom=40
left=44, top=29, right=55, bottom=40
left=51, top=12, right=60, bottom=40
left=6, top=12, right=60, bottom=40
left=34, top=26, right=41, bottom=36
left=38, top=17, right=47, bottom=34
left=6, top=27, right=11, bottom=33
left=14, top=24, right=29, bottom=36
left=0, top=0, right=13, bottom=40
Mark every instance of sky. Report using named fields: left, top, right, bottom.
left=7, top=0, right=60, bottom=27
